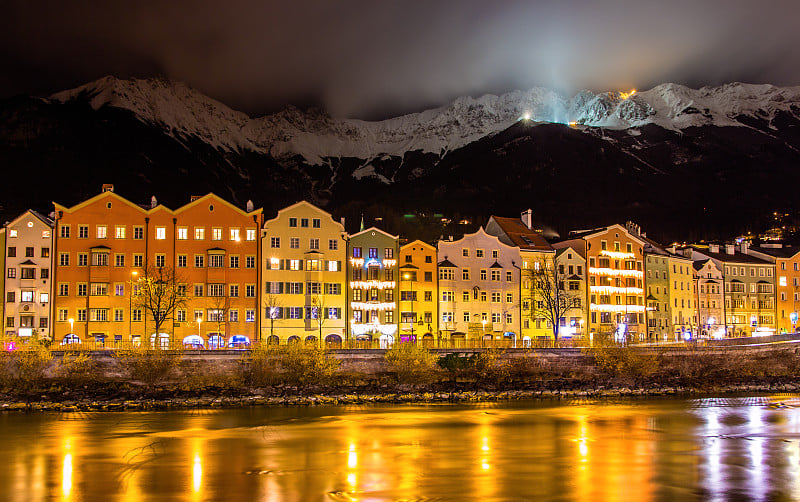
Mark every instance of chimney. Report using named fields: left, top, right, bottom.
left=740, top=241, right=750, bottom=255
left=150, top=196, right=157, bottom=209
left=709, top=243, right=719, bottom=253
left=190, top=195, right=202, bottom=202
left=666, top=245, right=676, bottom=254
left=682, top=248, right=693, bottom=260
left=521, top=209, right=533, bottom=230
left=101, top=183, right=114, bottom=193
left=340, top=217, right=346, bottom=227
left=246, top=200, right=254, bottom=212
left=725, top=244, right=735, bottom=255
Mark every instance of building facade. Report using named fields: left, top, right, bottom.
left=4, top=211, right=53, bottom=340
left=693, top=259, right=725, bottom=338
left=347, top=227, right=399, bottom=345
left=261, top=201, right=347, bottom=343
left=399, top=240, right=438, bottom=343
left=437, top=227, right=521, bottom=343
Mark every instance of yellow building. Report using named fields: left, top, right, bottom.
left=748, top=244, right=800, bottom=333
left=666, top=253, right=696, bottom=340
left=261, top=201, right=347, bottom=344
left=399, top=240, right=438, bottom=343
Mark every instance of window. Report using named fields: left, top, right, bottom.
left=78, top=225, right=89, bottom=238
left=194, top=227, right=205, bottom=240
left=207, top=309, right=224, bottom=322
left=229, top=284, right=239, bottom=297
left=368, top=248, right=378, bottom=258
left=246, top=285, right=255, bottom=297
left=41, top=247, right=50, bottom=259
left=6, top=268, right=14, bottom=279
left=90, top=283, right=108, bottom=296
left=289, top=259, right=301, bottom=270
left=96, top=225, right=107, bottom=239
left=133, top=254, right=143, bottom=267
left=491, top=270, right=501, bottom=281
left=177, top=255, right=187, bottom=267
left=21, top=268, right=35, bottom=280
left=328, top=260, right=340, bottom=272
left=480, top=270, right=487, bottom=280
left=229, top=310, right=239, bottom=322
left=442, top=291, right=454, bottom=302
left=506, top=271, right=513, bottom=282
left=326, top=283, right=341, bottom=295
left=133, top=226, right=144, bottom=240
left=25, top=247, right=34, bottom=257
left=289, top=217, right=297, bottom=227
left=132, top=309, right=142, bottom=322
left=439, top=268, right=454, bottom=280
left=5, top=317, right=12, bottom=328
left=114, top=254, right=125, bottom=267
left=208, top=284, right=224, bottom=297
left=77, top=284, right=87, bottom=297
left=77, top=309, right=87, bottom=322
left=442, top=312, right=453, bottom=323
left=462, top=249, right=469, bottom=257
left=492, top=313, right=501, bottom=323
left=20, top=291, right=33, bottom=302
left=58, top=309, right=68, bottom=322
left=229, top=255, right=239, bottom=268
left=7, top=247, right=15, bottom=257
left=115, top=284, right=124, bottom=296
left=289, top=307, right=302, bottom=319
left=491, top=292, right=501, bottom=303
left=309, top=238, right=320, bottom=250
left=462, top=269, right=470, bottom=280
left=59, top=284, right=69, bottom=296
left=92, top=252, right=108, bottom=266
left=174, top=226, right=187, bottom=240
left=194, top=284, right=204, bottom=297
left=476, top=249, right=484, bottom=258
left=329, top=239, right=338, bottom=250
left=312, top=218, right=321, bottom=228
left=492, top=250, right=498, bottom=259
left=77, top=253, right=88, bottom=266
left=463, top=312, right=471, bottom=322
left=90, top=309, right=108, bottom=322
left=270, top=236, right=281, bottom=248
left=301, top=218, right=309, bottom=228
left=353, top=247, right=362, bottom=258
left=246, top=256, right=256, bottom=268
left=155, top=254, right=165, bottom=268
left=60, top=225, right=70, bottom=238
left=41, top=269, right=49, bottom=279
left=289, top=237, right=299, bottom=249
left=212, top=228, right=222, bottom=241
left=175, top=310, right=185, bottom=322
left=307, top=282, right=321, bottom=294
left=177, top=284, right=187, bottom=296
left=195, top=255, right=205, bottom=268
left=385, top=248, right=394, bottom=259
left=230, top=228, right=240, bottom=241
left=246, top=310, right=255, bottom=322
left=507, top=293, right=513, bottom=303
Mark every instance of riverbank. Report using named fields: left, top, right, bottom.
left=4, top=376, right=800, bottom=412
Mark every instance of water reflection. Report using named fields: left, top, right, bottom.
left=2, top=397, right=800, bottom=500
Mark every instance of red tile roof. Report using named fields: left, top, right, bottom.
left=489, top=216, right=553, bottom=251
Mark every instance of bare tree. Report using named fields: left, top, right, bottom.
left=133, top=265, right=188, bottom=344
left=208, top=293, right=231, bottom=338
left=310, top=295, right=328, bottom=344
left=526, top=257, right=582, bottom=341
left=263, top=294, right=284, bottom=342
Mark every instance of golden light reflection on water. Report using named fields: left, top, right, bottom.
left=5, top=399, right=800, bottom=500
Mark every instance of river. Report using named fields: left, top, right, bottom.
left=1, top=395, right=800, bottom=501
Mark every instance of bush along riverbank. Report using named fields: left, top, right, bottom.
left=3, top=340, right=800, bottom=412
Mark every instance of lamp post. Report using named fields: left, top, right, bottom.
left=197, top=316, right=202, bottom=338
left=129, top=271, right=138, bottom=340
left=68, top=318, right=74, bottom=335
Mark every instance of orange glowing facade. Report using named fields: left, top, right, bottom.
left=399, top=240, right=438, bottom=341
left=52, top=186, right=261, bottom=346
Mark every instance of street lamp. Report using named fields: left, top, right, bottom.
left=68, top=318, right=74, bottom=335
left=197, top=316, right=202, bottom=337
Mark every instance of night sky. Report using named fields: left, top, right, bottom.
left=2, top=0, right=799, bottom=119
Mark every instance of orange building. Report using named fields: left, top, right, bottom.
left=52, top=185, right=262, bottom=346
left=748, top=244, right=800, bottom=333
left=399, top=240, right=438, bottom=342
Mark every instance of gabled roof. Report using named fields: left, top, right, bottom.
left=264, top=200, right=341, bottom=229
left=566, top=223, right=650, bottom=247
left=349, top=226, right=398, bottom=240
left=174, top=193, right=261, bottom=217
left=438, top=259, right=458, bottom=268
left=490, top=261, right=504, bottom=269
left=20, top=259, right=36, bottom=266
left=551, top=239, right=586, bottom=259
left=749, top=245, right=800, bottom=259
left=6, top=209, right=53, bottom=228
left=689, top=246, right=771, bottom=265
left=487, top=216, right=553, bottom=252
left=399, top=264, right=419, bottom=269
left=401, top=239, right=436, bottom=251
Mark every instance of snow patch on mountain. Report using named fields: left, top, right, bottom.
left=50, top=76, right=800, bottom=167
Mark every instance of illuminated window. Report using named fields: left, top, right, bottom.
left=195, top=227, right=205, bottom=240
left=246, top=229, right=256, bottom=241
left=177, top=227, right=188, bottom=240
left=212, top=228, right=222, bottom=240
left=230, top=228, right=240, bottom=241
left=115, top=226, right=126, bottom=239
left=155, top=226, right=166, bottom=240
left=96, top=225, right=107, bottom=239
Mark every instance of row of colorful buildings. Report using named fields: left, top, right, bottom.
left=1, top=185, right=797, bottom=347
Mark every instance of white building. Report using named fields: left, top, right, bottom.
left=4, top=210, right=53, bottom=340
left=437, top=227, right=521, bottom=343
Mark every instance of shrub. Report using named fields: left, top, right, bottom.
left=279, top=343, right=339, bottom=387
left=113, top=347, right=182, bottom=386
left=384, top=343, right=438, bottom=385
left=472, top=348, right=510, bottom=385
left=241, top=344, right=283, bottom=387
left=586, top=337, right=658, bottom=380
left=437, top=353, right=474, bottom=383
left=11, top=340, right=53, bottom=391
left=57, top=351, right=100, bottom=386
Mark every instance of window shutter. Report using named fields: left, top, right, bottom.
left=299, top=260, right=304, bottom=271
left=265, top=281, right=271, bottom=292
left=279, top=282, right=284, bottom=294
left=338, top=260, right=342, bottom=271
left=299, top=283, right=304, bottom=294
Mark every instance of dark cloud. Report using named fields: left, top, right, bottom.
left=1, top=0, right=798, bottom=119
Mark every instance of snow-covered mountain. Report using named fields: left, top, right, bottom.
left=51, top=76, right=800, bottom=166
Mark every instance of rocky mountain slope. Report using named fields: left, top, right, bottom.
left=2, top=77, right=800, bottom=241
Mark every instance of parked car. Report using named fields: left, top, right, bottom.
left=227, top=335, right=251, bottom=349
